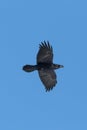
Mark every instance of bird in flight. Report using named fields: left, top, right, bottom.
left=23, top=41, right=64, bottom=91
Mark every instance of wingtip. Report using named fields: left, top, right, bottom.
left=45, top=86, right=54, bottom=92
left=39, top=40, right=53, bottom=53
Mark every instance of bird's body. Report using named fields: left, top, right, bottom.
left=23, top=41, right=64, bottom=91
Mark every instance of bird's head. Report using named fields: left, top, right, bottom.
left=53, top=64, right=64, bottom=69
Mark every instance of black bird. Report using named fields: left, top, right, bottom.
left=23, top=41, right=64, bottom=91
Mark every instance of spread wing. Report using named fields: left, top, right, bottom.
left=37, top=41, right=53, bottom=64
left=38, top=69, right=57, bottom=91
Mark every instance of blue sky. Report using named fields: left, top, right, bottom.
left=0, top=0, right=87, bottom=130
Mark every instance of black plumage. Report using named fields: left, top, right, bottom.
left=23, top=41, right=64, bottom=91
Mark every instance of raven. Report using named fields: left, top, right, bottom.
left=23, top=41, right=64, bottom=91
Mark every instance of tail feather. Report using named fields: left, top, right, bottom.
left=23, top=65, right=37, bottom=72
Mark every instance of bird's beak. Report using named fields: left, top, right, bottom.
left=60, top=65, right=64, bottom=68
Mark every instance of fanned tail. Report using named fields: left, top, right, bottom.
left=23, top=65, right=37, bottom=72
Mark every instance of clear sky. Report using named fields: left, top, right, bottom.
left=0, top=0, right=87, bottom=130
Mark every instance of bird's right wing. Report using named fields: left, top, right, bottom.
left=37, top=41, right=53, bottom=64
left=38, top=69, right=57, bottom=91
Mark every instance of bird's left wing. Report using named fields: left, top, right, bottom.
left=38, top=69, right=57, bottom=91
